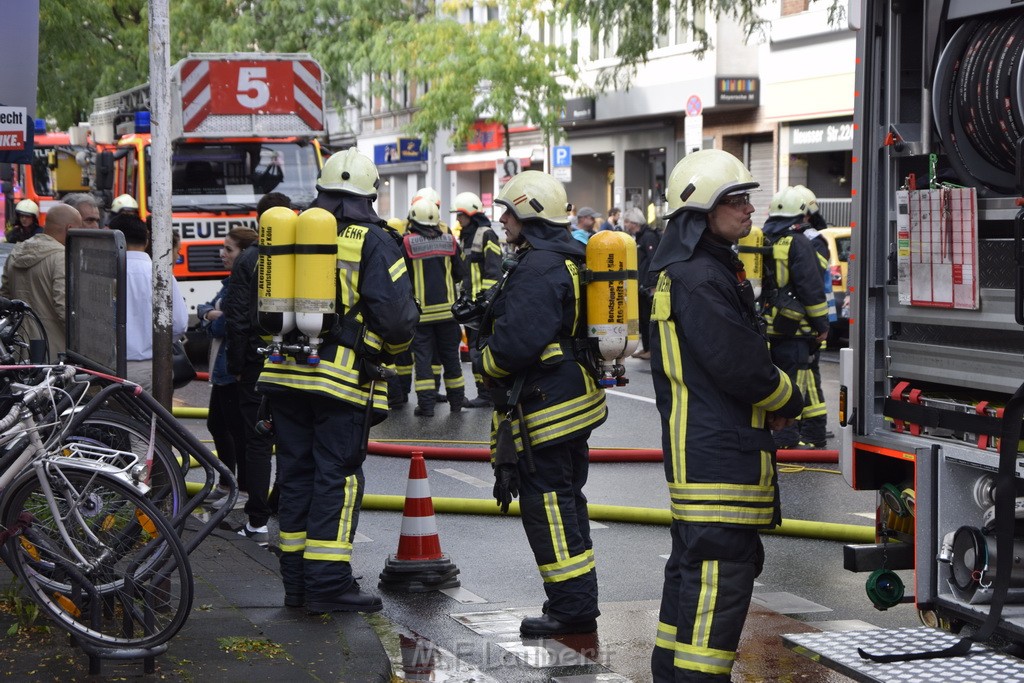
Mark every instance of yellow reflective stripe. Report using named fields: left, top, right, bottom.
left=484, top=241, right=502, bottom=256
left=693, top=560, right=718, bottom=647
left=657, top=303, right=687, bottom=483
left=565, top=259, right=581, bottom=334
left=389, top=257, right=407, bottom=282
left=420, top=305, right=454, bottom=322
left=362, top=329, right=383, bottom=353
left=443, top=375, right=466, bottom=389
left=670, top=504, right=776, bottom=526
left=755, top=373, right=793, bottom=412
left=397, top=363, right=414, bottom=374
left=772, top=239, right=790, bottom=285
left=538, top=549, right=595, bottom=583
left=259, top=353, right=378, bottom=408
left=481, top=346, right=510, bottom=378
left=414, top=378, right=435, bottom=391
left=337, top=226, right=366, bottom=312
left=655, top=621, right=677, bottom=651
left=470, top=264, right=482, bottom=298
left=304, top=539, right=353, bottom=562
left=668, top=482, right=776, bottom=503
left=544, top=492, right=569, bottom=561
left=523, top=394, right=606, bottom=447
left=384, top=339, right=412, bottom=355
left=540, top=343, right=563, bottom=362
left=674, top=641, right=735, bottom=676
left=805, top=301, right=828, bottom=317
left=431, top=364, right=442, bottom=374
left=796, top=367, right=826, bottom=419
left=412, top=258, right=426, bottom=304
left=279, top=530, right=306, bottom=554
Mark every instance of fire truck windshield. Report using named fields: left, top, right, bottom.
left=164, top=141, right=318, bottom=210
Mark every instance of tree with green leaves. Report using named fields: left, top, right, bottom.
left=37, top=1, right=840, bottom=146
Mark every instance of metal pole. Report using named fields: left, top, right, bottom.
left=149, top=0, right=173, bottom=408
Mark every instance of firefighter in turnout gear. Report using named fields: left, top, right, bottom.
left=403, top=198, right=467, bottom=416
left=760, top=185, right=830, bottom=449
left=790, top=184, right=835, bottom=448
left=452, top=191, right=502, bottom=408
left=476, top=170, right=608, bottom=637
left=257, top=148, right=419, bottom=614
left=648, top=150, right=803, bottom=682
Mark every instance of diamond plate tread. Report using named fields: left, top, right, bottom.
left=783, top=627, right=1024, bottom=683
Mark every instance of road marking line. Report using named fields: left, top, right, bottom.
left=434, top=467, right=492, bottom=488
left=851, top=512, right=876, bottom=520
left=440, top=586, right=487, bottom=604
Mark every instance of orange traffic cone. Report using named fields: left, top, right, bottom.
left=378, top=452, right=461, bottom=592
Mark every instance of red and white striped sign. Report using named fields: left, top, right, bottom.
left=178, top=56, right=325, bottom=134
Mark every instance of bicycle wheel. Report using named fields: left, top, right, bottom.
left=66, top=410, right=187, bottom=523
left=0, top=466, right=194, bottom=649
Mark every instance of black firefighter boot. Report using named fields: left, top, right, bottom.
left=448, top=388, right=465, bottom=413
left=464, top=384, right=493, bottom=409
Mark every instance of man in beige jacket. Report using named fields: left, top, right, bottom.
left=0, top=204, right=82, bottom=361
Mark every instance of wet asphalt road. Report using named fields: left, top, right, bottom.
left=175, top=348, right=919, bottom=682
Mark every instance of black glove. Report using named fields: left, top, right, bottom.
left=492, top=415, right=519, bottom=513
left=493, top=464, right=520, bottom=514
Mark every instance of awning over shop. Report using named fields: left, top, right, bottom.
left=444, top=145, right=544, bottom=171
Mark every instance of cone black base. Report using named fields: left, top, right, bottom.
left=378, top=555, right=461, bottom=593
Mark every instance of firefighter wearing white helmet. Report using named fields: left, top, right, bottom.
left=758, top=186, right=831, bottom=452
left=402, top=198, right=465, bottom=416
left=8, top=199, right=41, bottom=243
left=787, top=184, right=835, bottom=449
left=110, top=194, right=140, bottom=215
left=452, top=190, right=502, bottom=408
left=257, top=146, right=419, bottom=614
left=476, top=169, right=606, bottom=637
left=649, top=151, right=803, bottom=683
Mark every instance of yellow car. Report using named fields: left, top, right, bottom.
left=819, top=226, right=851, bottom=337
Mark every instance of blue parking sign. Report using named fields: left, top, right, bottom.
left=552, top=145, right=572, bottom=167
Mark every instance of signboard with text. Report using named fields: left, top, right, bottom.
left=0, top=1, right=39, bottom=164
left=715, top=77, right=759, bottom=107
left=789, top=120, right=855, bottom=153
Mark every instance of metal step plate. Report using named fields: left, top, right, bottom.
left=783, top=627, right=1024, bottom=683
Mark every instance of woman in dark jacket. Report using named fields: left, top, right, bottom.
left=197, top=226, right=258, bottom=508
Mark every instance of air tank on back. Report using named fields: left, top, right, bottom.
left=257, top=207, right=297, bottom=363
left=293, top=207, right=338, bottom=365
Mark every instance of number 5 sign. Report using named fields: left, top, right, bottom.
left=178, top=55, right=326, bottom=135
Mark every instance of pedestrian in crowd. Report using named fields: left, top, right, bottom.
left=0, top=203, right=81, bottom=360
left=63, top=193, right=102, bottom=228
left=113, top=212, right=188, bottom=391
left=477, top=170, right=607, bottom=636
left=197, top=225, right=258, bottom=509
left=452, top=191, right=502, bottom=408
left=225, top=191, right=292, bottom=544
left=621, top=207, right=659, bottom=360
left=403, top=198, right=466, bottom=417
left=172, top=229, right=182, bottom=264
left=599, top=207, right=621, bottom=232
left=760, top=186, right=830, bottom=450
left=7, top=199, right=41, bottom=243
left=647, top=150, right=803, bottom=682
left=258, top=149, right=418, bottom=614
left=571, top=206, right=600, bottom=244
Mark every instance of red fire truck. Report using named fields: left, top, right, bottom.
left=89, top=53, right=326, bottom=323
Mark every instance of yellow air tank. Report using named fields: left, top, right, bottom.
left=294, top=208, right=339, bottom=365
left=585, top=230, right=639, bottom=387
left=257, top=207, right=298, bottom=363
left=736, top=225, right=765, bottom=301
